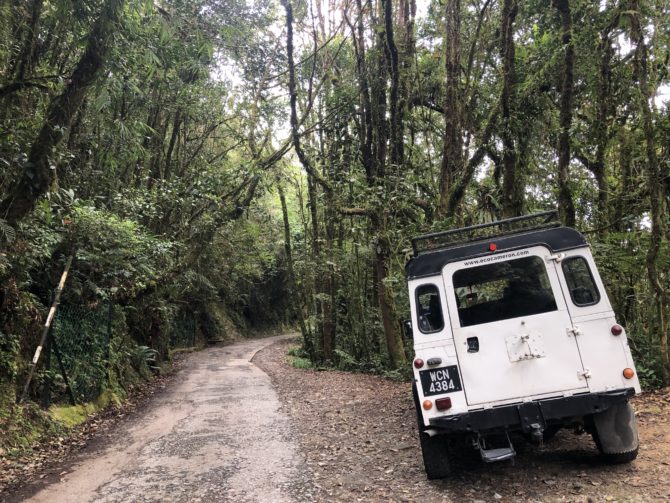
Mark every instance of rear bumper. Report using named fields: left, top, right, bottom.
left=429, top=388, right=636, bottom=435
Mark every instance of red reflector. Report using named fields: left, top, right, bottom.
left=611, top=324, right=623, bottom=336
left=489, top=243, right=497, bottom=252
left=435, top=397, right=452, bottom=411
left=414, top=358, right=424, bottom=369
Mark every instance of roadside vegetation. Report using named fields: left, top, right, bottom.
left=0, top=0, right=668, bottom=460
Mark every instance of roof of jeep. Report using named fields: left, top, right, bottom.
left=405, top=226, right=588, bottom=280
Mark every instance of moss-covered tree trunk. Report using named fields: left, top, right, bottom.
left=0, top=0, right=125, bottom=225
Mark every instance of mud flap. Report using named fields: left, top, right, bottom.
left=592, top=402, right=639, bottom=454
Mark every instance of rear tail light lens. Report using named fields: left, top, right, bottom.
left=623, top=368, right=635, bottom=379
left=435, top=397, right=452, bottom=411
left=414, top=358, right=424, bottom=369
left=422, top=400, right=433, bottom=410
left=611, top=324, right=623, bottom=336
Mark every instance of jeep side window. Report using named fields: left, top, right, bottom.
left=416, top=284, right=444, bottom=333
left=562, top=256, right=600, bottom=306
left=453, top=256, right=558, bottom=327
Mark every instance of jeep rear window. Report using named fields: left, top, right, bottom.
left=562, top=256, right=600, bottom=306
left=453, top=256, right=558, bottom=327
left=416, top=284, right=444, bottom=333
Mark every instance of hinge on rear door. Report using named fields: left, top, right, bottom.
left=546, top=253, right=566, bottom=262
left=577, top=369, right=592, bottom=380
left=567, top=326, right=582, bottom=337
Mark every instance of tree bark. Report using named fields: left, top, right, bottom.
left=500, top=0, right=522, bottom=217
left=554, top=0, right=576, bottom=227
left=278, top=181, right=313, bottom=358
left=0, top=0, right=126, bottom=225
left=437, top=0, right=464, bottom=219
left=630, top=2, right=669, bottom=383
left=9, top=0, right=43, bottom=82
left=383, top=0, right=403, bottom=169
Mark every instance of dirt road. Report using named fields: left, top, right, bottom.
left=254, top=338, right=670, bottom=503
left=10, top=335, right=311, bottom=503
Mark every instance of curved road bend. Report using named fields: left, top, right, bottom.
left=19, top=335, right=310, bottom=503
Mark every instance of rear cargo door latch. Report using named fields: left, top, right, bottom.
left=567, top=325, right=582, bottom=337
left=578, top=369, right=592, bottom=380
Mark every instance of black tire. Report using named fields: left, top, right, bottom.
left=591, top=401, right=639, bottom=463
left=419, top=430, right=452, bottom=479
left=542, top=424, right=562, bottom=442
left=413, top=383, right=452, bottom=479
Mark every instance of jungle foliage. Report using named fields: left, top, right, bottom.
left=0, top=0, right=668, bottom=437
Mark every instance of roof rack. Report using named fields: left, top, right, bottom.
left=412, top=211, right=560, bottom=256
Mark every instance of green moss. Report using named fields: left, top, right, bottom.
left=49, top=389, right=122, bottom=428
left=49, top=404, right=94, bottom=428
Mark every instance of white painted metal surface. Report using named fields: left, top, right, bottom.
left=441, top=245, right=589, bottom=406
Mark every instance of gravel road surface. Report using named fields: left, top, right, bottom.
left=13, top=335, right=311, bottom=503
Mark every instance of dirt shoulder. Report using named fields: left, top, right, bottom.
left=253, top=338, right=670, bottom=503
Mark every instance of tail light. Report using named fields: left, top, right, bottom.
left=611, top=324, right=623, bottom=336
left=623, top=368, right=635, bottom=379
left=414, top=358, right=425, bottom=369
left=422, top=400, right=433, bottom=410
left=435, top=397, right=452, bottom=411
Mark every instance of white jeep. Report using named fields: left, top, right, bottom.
left=406, top=212, right=640, bottom=479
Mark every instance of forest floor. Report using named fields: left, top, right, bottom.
left=253, top=337, right=670, bottom=503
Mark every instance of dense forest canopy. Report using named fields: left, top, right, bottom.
left=0, top=0, right=669, bottom=413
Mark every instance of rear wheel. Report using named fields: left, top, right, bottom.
left=590, top=401, right=639, bottom=463
left=542, top=424, right=562, bottom=442
left=413, top=384, right=452, bottom=479
left=419, top=430, right=452, bottom=479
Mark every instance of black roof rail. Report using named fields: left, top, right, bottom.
left=411, top=211, right=560, bottom=256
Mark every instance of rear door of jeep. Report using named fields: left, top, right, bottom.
left=442, top=246, right=589, bottom=406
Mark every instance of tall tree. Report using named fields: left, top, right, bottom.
left=554, top=0, right=576, bottom=227
left=629, top=1, right=669, bottom=383
left=437, top=0, right=464, bottom=220
left=499, top=0, right=522, bottom=217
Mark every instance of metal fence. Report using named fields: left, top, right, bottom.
left=41, top=302, right=112, bottom=405
left=35, top=303, right=197, bottom=407
left=169, top=311, right=197, bottom=349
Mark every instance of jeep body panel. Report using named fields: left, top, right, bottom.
left=407, top=218, right=640, bottom=430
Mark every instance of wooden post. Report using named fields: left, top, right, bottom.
left=18, top=253, right=74, bottom=404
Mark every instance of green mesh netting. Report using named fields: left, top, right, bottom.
left=49, top=302, right=112, bottom=402
left=169, top=312, right=196, bottom=348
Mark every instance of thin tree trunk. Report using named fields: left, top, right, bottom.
left=374, top=227, right=406, bottom=368
left=383, top=0, right=403, bottom=169
left=437, top=0, right=463, bottom=219
left=500, top=0, right=522, bottom=217
left=630, top=3, right=669, bottom=383
left=278, top=181, right=312, bottom=357
left=164, top=109, right=183, bottom=181
left=9, top=0, right=43, bottom=82
left=554, top=0, right=576, bottom=227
